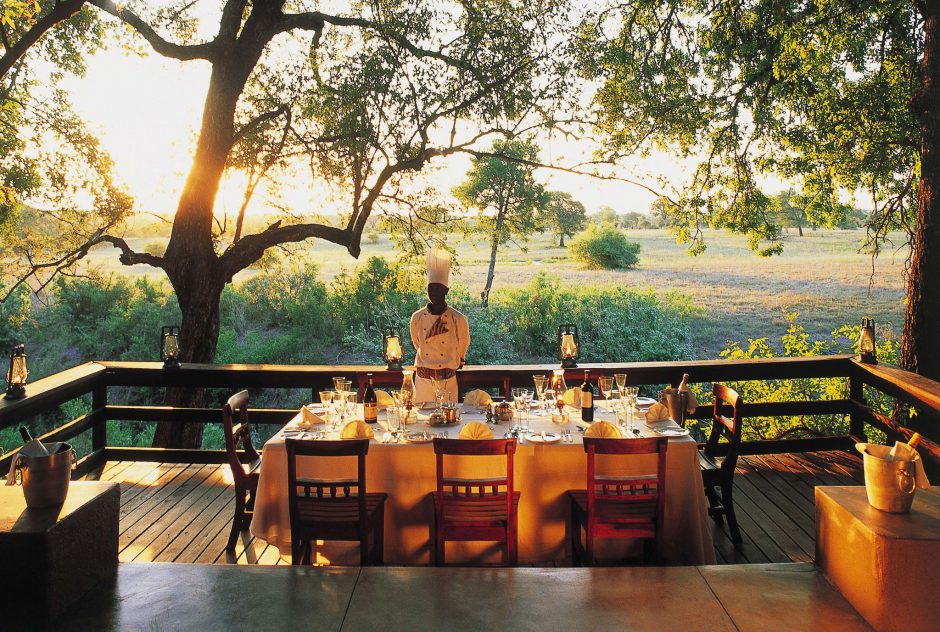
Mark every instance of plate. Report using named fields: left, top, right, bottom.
left=404, top=432, right=434, bottom=443
left=654, top=427, right=690, bottom=437
left=636, top=397, right=657, bottom=407
left=526, top=432, right=561, bottom=444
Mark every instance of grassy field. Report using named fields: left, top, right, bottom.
left=83, top=227, right=907, bottom=359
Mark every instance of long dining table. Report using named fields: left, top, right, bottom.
left=249, top=403, right=716, bottom=566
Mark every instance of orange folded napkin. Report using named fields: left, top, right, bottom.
left=644, top=403, right=671, bottom=423
left=300, top=407, right=325, bottom=428
left=376, top=390, right=395, bottom=408
left=458, top=421, right=494, bottom=440
left=340, top=420, right=375, bottom=439
left=464, top=389, right=493, bottom=407
left=584, top=421, right=622, bottom=438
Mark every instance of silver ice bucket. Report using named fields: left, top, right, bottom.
left=14, top=443, right=75, bottom=508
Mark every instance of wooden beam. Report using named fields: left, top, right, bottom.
left=707, top=435, right=855, bottom=456
left=97, top=356, right=856, bottom=389
left=851, top=360, right=940, bottom=415
left=849, top=400, right=940, bottom=465
left=104, top=405, right=296, bottom=425
left=0, top=409, right=103, bottom=475
left=0, top=362, right=105, bottom=430
left=103, top=446, right=249, bottom=464
left=73, top=449, right=107, bottom=478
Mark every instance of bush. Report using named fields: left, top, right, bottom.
left=569, top=224, right=640, bottom=269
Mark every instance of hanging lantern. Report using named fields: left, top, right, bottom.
left=161, top=326, right=181, bottom=369
left=5, top=344, right=27, bottom=400
left=858, top=318, right=877, bottom=364
left=383, top=326, right=404, bottom=370
left=557, top=323, right=580, bottom=368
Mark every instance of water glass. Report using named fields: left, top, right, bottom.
left=598, top=376, right=614, bottom=411
left=319, top=390, right=334, bottom=406
left=533, top=375, right=548, bottom=415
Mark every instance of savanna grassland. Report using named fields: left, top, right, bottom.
left=83, top=226, right=907, bottom=359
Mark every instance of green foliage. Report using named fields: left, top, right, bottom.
left=699, top=312, right=900, bottom=442
left=569, top=224, right=641, bottom=269
left=0, top=282, right=30, bottom=349
left=582, top=0, right=919, bottom=257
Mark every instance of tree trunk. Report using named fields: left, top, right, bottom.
left=558, top=233, right=565, bottom=247
left=481, top=209, right=505, bottom=308
left=903, top=6, right=940, bottom=385
left=151, top=60, right=244, bottom=449
left=797, top=224, right=803, bottom=237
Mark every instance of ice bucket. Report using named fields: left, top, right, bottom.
left=855, top=443, right=918, bottom=514
left=659, top=389, right=689, bottom=426
left=15, top=443, right=75, bottom=508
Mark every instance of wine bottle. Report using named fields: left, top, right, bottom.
left=19, top=426, right=32, bottom=442
left=886, top=432, right=921, bottom=461
left=581, top=370, right=594, bottom=423
left=363, top=374, right=378, bottom=424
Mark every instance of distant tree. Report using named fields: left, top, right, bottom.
left=544, top=191, right=586, bottom=246
left=569, top=223, right=640, bottom=269
left=593, top=206, right=619, bottom=226
left=620, top=211, right=646, bottom=229
left=774, top=190, right=807, bottom=236
left=454, top=139, right=547, bottom=307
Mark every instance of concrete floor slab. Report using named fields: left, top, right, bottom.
left=343, top=566, right=737, bottom=632
left=60, top=562, right=359, bottom=632
left=698, top=563, right=873, bottom=632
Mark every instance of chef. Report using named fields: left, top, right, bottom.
left=410, top=248, right=470, bottom=404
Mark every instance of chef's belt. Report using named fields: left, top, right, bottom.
left=416, top=367, right=457, bottom=381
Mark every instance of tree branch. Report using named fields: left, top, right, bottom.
left=89, top=0, right=218, bottom=61
left=232, top=104, right=289, bottom=144
left=0, top=0, right=87, bottom=79
left=219, top=222, right=350, bottom=278
left=278, top=11, right=487, bottom=82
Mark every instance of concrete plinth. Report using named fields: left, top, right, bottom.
left=816, top=486, right=940, bottom=632
left=0, top=481, right=119, bottom=626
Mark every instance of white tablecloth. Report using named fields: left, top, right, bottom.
left=250, top=405, right=715, bottom=565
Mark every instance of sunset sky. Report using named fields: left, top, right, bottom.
left=60, top=44, right=694, bottom=222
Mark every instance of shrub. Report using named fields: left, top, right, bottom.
left=569, top=224, right=640, bottom=269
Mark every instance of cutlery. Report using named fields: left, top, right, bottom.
left=632, top=428, right=641, bottom=438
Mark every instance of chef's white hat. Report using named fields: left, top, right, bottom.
left=427, top=248, right=451, bottom=287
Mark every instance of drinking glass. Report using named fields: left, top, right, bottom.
left=386, top=406, right=401, bottom=442
left=521, top=389, right=533, bottom=430
left=598, top=376, right=614, bottom=412
left=533, top=375, right=548, bottom=416
left=625, top=386, right=639, bottom=431
left=614, top=373, right=628, bottom=392
left=431, top=377, right=447, bottom=414
left=333, top=376, right=345, bottom=392
left=319, top=390, right=334, bottom=406
left=511, top=387, right=527, bottom=433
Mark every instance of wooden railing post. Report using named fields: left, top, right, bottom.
left=92, top=382, right=107, bottom=453
left=848, top=375, right=866, bottom=441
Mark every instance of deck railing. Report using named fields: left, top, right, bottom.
left=1, top=355, right=938, bottom=477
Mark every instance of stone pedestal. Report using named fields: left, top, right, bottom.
left=0, top=481, right=119, bottom=626
left=816, top=485, right=940, bottom=632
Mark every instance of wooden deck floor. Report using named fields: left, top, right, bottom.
left=81, top=450, right=864, bottom=566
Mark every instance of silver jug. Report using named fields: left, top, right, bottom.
left=14, top=443, right=75, bottom=508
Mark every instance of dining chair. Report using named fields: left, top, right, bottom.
left=431, top=438, right=520, bottom=566
left=223, top=390, right=262, bottom=551
left=700, top=383, right=743, bottom=544
left=567, top=437, right=668, bottom=566
left=286, top=438, right=387, bottom=566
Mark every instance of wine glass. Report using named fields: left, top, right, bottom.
left=625, top=386, right=639, bottom=431
left=431, top=376, right=447, bottom=414
left=533, top=375, right=548, bottom=416
left=511, top=387, right=527, bottom=433
left=614, top=373, right=628, bottom=393
left=598, top=376, right=614, bottom=412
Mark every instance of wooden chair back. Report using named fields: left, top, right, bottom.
left=705, top=384, right=743, bottom=474
left=285, top=438, right=371, bottom=535
left=222, top=390, right=259, bottom=488
left=433, top=438, right=516, bottom=520
left=582, top=437, right=668, bottom=531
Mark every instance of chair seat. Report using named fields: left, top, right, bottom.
left=296, top=492, right=387, bottom=524
left=434, top=491, right=520, bottom=525
left=567, top=490, right=658, bottom=525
